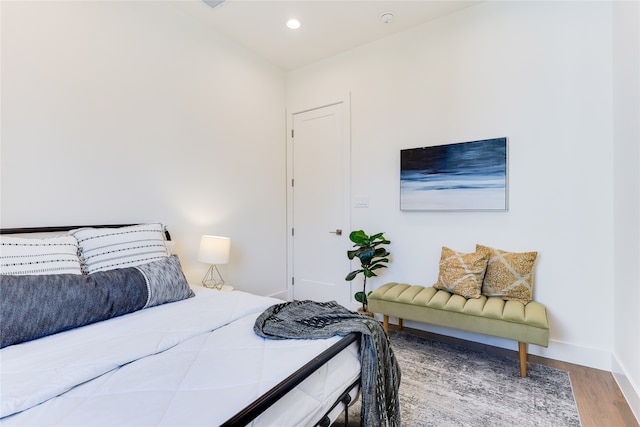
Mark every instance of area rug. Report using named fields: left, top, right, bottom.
left=334, top=331, right=582, bottom=426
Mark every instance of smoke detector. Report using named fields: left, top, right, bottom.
left=380, top=12, right=394, bottom=24
left=203, top=0, right=225, bottom=8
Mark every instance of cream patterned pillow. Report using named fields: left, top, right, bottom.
left=433, top=246, right=488, bottom=299
left=70, top=223, right=168, bottom=274
left=476, top=244, right=537, bottom=304
left=0, top=235, right=82, bottom=275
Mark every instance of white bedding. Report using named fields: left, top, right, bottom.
left=0, top=287, right=360, bottom=426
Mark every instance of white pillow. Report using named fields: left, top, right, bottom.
left=0, top=235, right=82, bottom=275
left=70, top=223, right=169, bottom=274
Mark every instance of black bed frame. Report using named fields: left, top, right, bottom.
left=222, top=332, right=360, bottom=427
left=1, top=224, right=361, bottom=427
left=0, top=224, right=172, bottom=241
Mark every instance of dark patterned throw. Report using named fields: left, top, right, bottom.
left=254, top=300, right=401, bottom=427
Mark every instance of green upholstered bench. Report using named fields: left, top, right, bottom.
left=368, top=282, right=550, bottom=377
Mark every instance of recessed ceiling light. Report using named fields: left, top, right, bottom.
left=286, top=18, right=301, bottom=30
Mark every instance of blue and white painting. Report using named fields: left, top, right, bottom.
left=400, top=138, right=508, bottom=211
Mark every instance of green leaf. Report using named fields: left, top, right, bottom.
left=373, top=248, right=389, bottom=257
left=353, top=247, right=375, bottom=258
left=345, top=269, right=363, bottom=281
left=349, top=230, right=369, bottom=245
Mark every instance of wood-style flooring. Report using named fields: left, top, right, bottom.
left=402, top=327, right=639, bottom=427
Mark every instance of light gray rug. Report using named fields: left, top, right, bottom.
left=334, top=331, right=581, bottom=426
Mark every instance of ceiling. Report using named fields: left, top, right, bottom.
left=172, top=1, right=481, bottom=71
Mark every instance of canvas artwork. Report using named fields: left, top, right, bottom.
left=400, top=137, right=508, bottom=211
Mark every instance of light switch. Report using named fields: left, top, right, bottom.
left=354, top=196, right=369, bottom=208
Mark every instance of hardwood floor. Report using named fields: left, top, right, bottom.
left=529, top=354, right=638, bottom=427
left=402, top=327, right=639, bottom=427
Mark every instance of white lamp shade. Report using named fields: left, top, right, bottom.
left=198, top=235, right=230, bottom=264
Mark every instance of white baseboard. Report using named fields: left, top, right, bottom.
left=612, top=355, right=640, bottom=424
left=399, top=320, right=612, bottom=370
left=265, top=290, right=288, bottom=300
left=529, top=339, right=612, bottom=371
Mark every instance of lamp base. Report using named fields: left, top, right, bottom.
left=202, top=264, right=225, bottom=290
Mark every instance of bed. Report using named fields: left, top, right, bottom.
left=0, top=223, right=387, bottom=426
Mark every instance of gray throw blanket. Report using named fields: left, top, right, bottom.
left=254, top=300, right=401, bottom=427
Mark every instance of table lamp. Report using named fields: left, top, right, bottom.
left=198, top=235, right=230, bottom=289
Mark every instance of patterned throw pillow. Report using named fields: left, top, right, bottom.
left=476, top=244, right=538, bottom=304
left=0, top=235, right=82, bottom=275
left=70, top=223, right=168, bottom=274
left=433, top=247, right=488, bottom=299
left=136, top=255, right=194, bottom=309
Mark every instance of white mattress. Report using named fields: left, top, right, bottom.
left=0, top=287, right=361, bottom=426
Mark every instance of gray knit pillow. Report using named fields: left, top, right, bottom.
left=135, top=255, right=194, bottom=308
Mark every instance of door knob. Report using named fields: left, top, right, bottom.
left=329, top=229, right=343, bottom=236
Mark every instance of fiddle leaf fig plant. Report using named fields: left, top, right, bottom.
left=345, top=230, right=390, bottom=311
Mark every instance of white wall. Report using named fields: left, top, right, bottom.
left=287, top=1, right=616, bottom=369
left=613, top=0, right=640, bottom=419
left=0, top=1, right=288, bottom=297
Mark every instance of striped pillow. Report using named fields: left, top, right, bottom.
left=0, top=235, right=82, bottom=275
left=70, top=223, right=169, bottom=274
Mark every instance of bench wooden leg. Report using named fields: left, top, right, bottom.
left=381, top=315, right=402, bottom=333
left=518, top=342, right=527, bottom=378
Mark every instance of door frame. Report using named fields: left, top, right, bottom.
left=286, top=94, right=352, bottom=301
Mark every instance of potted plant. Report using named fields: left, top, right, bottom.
left=345, top=230, right=390, bottom=314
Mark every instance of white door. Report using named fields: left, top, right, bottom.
left=289, top=101, right=351, bottom=306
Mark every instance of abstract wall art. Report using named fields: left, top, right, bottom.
left=400, top=137, right=508, bottom=211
